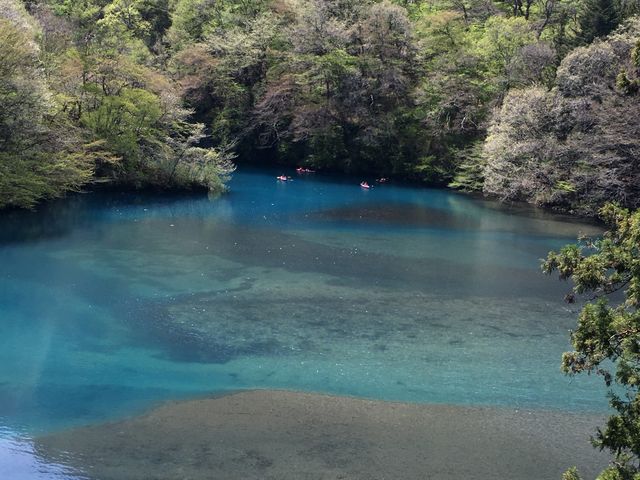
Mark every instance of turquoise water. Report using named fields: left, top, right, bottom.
left=0, top=167, right=608, bottom=472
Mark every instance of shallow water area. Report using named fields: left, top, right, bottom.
left=35, top=391, right=610, bottom=480
left=0, top=428, right=84, bottom=480
left=0, top=167, right=609, bottom=477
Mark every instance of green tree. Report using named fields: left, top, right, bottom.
left=543, top=204, right=640, bottom=480
left=578, top=0, right=620, bottom=43
left=4, top=0, right=637, bottom=210
left=0, top=4, right=92, bottom=209
left=82, top=87, right=163, bottom=167
left=41, top=0, right=236, bottom=194
left=168, top=0, right=219, bottom=47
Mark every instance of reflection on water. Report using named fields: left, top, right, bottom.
left=0, top=167, right=606, bottom=442
left=0, top=429, right=84, bottom=480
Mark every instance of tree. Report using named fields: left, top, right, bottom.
left=543, top=204, right=640, bottom=480
left=578, top=0, right=620, bottom=43
left=483, top=20, right=640, bottom=215
left=0, top=0, right=237, bottom=210
left=0, top=3, right=92, bottom=209
left=249, top=0, right=422, bottom=175
left=4, top=0, right=637, bottom=210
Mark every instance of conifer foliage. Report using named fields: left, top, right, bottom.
left=545, top=205, right=640, bottom=480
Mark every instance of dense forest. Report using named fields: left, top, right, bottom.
left=1, top=0, right=639, bottom=212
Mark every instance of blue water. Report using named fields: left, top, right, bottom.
left=0, top=167, right=608, bottom=471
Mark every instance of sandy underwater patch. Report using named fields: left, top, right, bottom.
left=36, top=390, right=609, bottom=480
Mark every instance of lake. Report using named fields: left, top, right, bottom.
left=0, top=167, right=607, bottom=478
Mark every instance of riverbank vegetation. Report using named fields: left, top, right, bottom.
left=545, top=204, right=640, bottom=480
left=0, top=0, right=235, bottom=209
left=0, top=0, right=639, bottom=211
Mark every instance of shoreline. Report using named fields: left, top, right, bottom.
left=0, top=165, right=605, bottom=222
left=36, top=389, right=610, bottom=480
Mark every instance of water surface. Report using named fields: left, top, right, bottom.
left=0, top=168, right=607, bottom=474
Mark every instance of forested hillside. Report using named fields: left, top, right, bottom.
left=1, top=0, right=638, bottom=212
left=485, top=22, right=640, bottom=214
